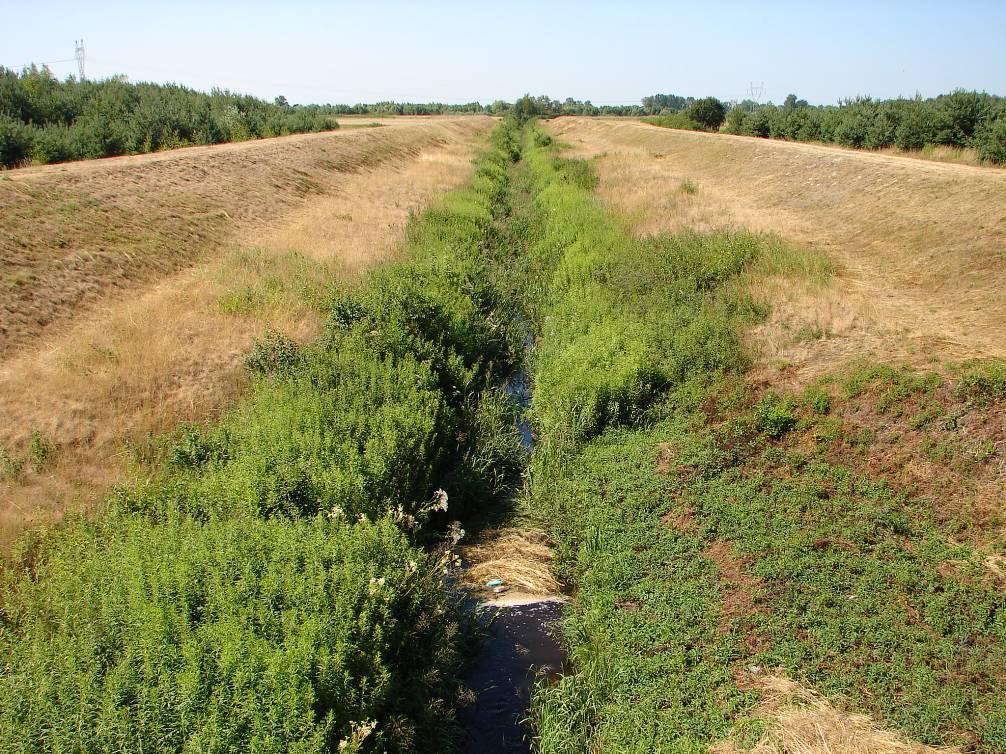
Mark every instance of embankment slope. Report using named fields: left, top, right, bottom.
left=548, top=117, right=1006, bottom=382
left=0, top=116, right=493, bottom=547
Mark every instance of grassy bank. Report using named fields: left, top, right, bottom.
left=5, top=116, right=1003, bottom=753
left=519, top=128, right=1006, bottom=752
left=0, top=122, right=526, bottom=753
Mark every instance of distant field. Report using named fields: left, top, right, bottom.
left=548, top=116, right=1006, bottom=384
left=0, top=116, right=493, bottom=548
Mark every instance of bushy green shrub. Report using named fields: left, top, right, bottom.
left=686, top=97, right=727, bottom=131
left=974, top=114, right=1006, bottom=164
left=0, top=514, right=465, bottom=754
left=755, top=395, right=798, bottom=438
left=954, top=360, right=1006, bottom=404
left=0, top=114, right=33, bottom=166
left=0, top=66, right=340, bottom=167
left=534, top=320, right=660, bottom=443
left=244, top=328, right=302, bottom=376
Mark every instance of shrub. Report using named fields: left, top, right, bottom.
left=533, top=320, right=661, bottom=443
left=244, top=328, right=302, bottom=376
left=743, top=107, right=773, bottom=138
left=0, top=514, right=465, bottom=754
left=27, top=431, right=57, bottom=472
left=686, top=97, right=727, bottom=131
left=0, top=114, right=33, bottom=167
left=755, top=395, right=798, bottom=438
left=723, top=106, right=747, bottom=134
left=954, top=361, right=1006, bottom=404
left=0, top=447, right=24, bottom=479
left=552, top=155, right=598, bottom=191
left=974, top=114, right=1006, bottom=164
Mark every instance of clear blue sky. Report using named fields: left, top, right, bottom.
left=4, top=1, right=1004, bottom=106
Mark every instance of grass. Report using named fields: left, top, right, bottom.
left=513, top=124, right=1006, bottom=752
left=0, top=118, right=491, bottom=553
left=0, top=120, right=527, bottom=752
left=546, top=117, right=1006, bottom=384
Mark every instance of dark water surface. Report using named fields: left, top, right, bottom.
left=460, top=600, right=565, bottom=753
left=459, top=332, right=567, bottom=752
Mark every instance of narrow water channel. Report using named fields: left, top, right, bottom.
left=459, top=350, right=567, bottom=753
left=460, top=599, right=565, bottom=753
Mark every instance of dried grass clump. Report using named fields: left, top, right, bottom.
left=460, top=528, right=561, bottom=596
left=986, top=554, right=1006, bottom=582
left=715, top=675, right=961, bottom=754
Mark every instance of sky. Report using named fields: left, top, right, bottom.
left=3, top=1, right=1004, bottom=107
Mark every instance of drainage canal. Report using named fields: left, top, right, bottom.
left=459, top=356, right=567, bottom=753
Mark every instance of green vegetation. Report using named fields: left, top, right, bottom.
left=1, top=515, right=461, bottom=754
left=0, top=121, right=529, bottom=752
left=686, top=97, right=728, bottom=130
left=4, top=112, right=1005, bottom=753
left=641, top=93, right=697, bottom=114
left=640, top=112, right=702, bottom=131
left=514, top=126, right=1006, bottom=752
left=0, top=65, right=340, bottom=167
left=640, top=97, right=728, bottom=133
left=640, top=89, right=1006, bottom=164
left=722, top=89, right=1006, bottom=164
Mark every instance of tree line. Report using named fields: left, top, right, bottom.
left=640, top=89, right=1006, bottom=165
left=0, top=66, right=346, bottom=168
left=334, top=95, right=644, bottom=117
left=3, top=66, right=1004, bottom=168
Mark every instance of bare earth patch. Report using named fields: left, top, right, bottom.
left=546, top=117, right=1006, bottom=386
left=0, top=117, right=493, bottom=550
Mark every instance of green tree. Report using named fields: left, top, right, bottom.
left=686, top=97, right=727, bottom=131
left=513, top=94, right=541, bottom=125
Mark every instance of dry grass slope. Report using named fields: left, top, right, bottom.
left=547, top=117, right=1006, bottom=385
left=0, top=119, right=490, bottom=356
left=0, top=117, right=494, bottom=550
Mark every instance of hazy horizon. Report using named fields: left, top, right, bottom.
left=5, top=0, right=1004, bottom=107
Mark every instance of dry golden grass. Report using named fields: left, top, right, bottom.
left=459, top=528, right=562, bottom=600
left=715, top=675, right=960, bottom=754
left=0, top=118, right=493, bottom=357
left=0, top=117, right=493, bottom=551
left=547, top=117, right=1006, bottom=387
